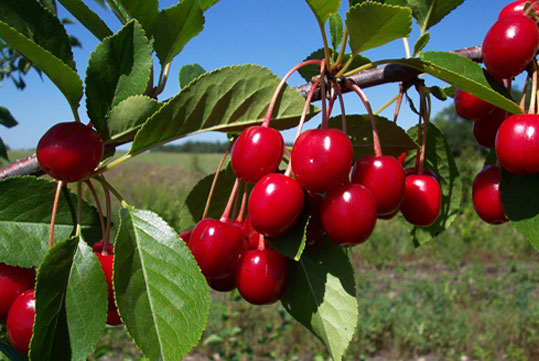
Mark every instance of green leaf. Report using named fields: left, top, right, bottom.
left=0, top=21, right=83, bottom=110
left=329, top=13, right=343, bottom=50
left=305, top=0, right=341, bottom=24
left=0, top=177, right=101, bottom=268
left=281, top=237, right=358, bottom=361
left=0, top=137, right=8, bottom=161
left=0, top=340, right=27, bottom=361
left=405, top=123, right=462, bottom=245
left=129, top=65, right=320, bottom=155
left=115, top=206, right=210, bottom=361
left=0, top=0, right=75, bottom=69
left=407, top=0, right=464, bottom=31
left=267, top=202, right=309, bottom=261
left=390, top=52, right=522, bottom=115
left=500, top=170, right=539, bottom=251
left=152, top=0, right=204, bottom=66
left=0, top=106, right=18, bottom=128
left=298, top=48, right=371, bottom=82
left=346, top=1, right=412, bottom=53
left=179, top=63, right=206, bottom=89
left=85, top=20, right=153, bottom=140
left=329, top=114, right=417, bottom=158
left=57, top=0, right=113, bottom=40
left=200, top=0, right=219, bottom=11
left=413, top=32, right=429, bottom=56
left=105, top=95, right=163, bottom=144
left=116, top=0, right=159, bottom=35
left=179, top=165, right=236, bottom=232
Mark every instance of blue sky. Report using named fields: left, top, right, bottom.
left=0, top=0, right=524, bottom=150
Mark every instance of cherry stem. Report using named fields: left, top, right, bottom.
left=333, top=83, right=347, bottom=133
left=234, top=182, right=249, bottom=224
left=528, top=62, right=537, bottom=115
left=100, top=175, right=112, bottom=256
left=348, top=81, right=382, bottom=157
left=48, top=180, right=64, bottom=249
left=262, top=59, right=323, bottom=128
left=286, top=80, right=320, bottom=177
left=257, top=234, right=266, bottom=251
left=220, top=178, right=240, bottom=223
left=415, top=111, right=423, bottom=171
left=92, top=176, right=125, bottom=205
left=418, top=94, right=431, bottom=176
left=393, top=87, right=405, bottom=123
left=520, top=76, right=529, bottom=110
left=523, top=1, right=539, bottom=16
left=202, top=143, right=232, bottom=219
left=320, top=61, right=329, bottom=129
left=76, top=182, right=83, bottom=238
left=85, top=179, right=107, bottom=246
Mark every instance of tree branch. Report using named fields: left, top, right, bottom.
left=0, top=46, right=482, bottom=180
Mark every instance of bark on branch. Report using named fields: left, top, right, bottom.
left=0, top=46, right=483, bottom=180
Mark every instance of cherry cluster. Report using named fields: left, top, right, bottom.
left=454, top=0, right=539, bottom=225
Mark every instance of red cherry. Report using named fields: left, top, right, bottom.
left=36, top=122, right=104, bottom=182
left=94, top=247, right=115, bottom=311
left=206, top=272, right=237, bottom=293
left=305, top=193, right=326, bottom=246
left=0, top=264, right=35, bottom=321
left=482, top=14, right=539, bottom=79
left=6, top=289, right=35, bottom=354
left=188, top=218, right=243, bottom=278
left=231, top=126, right=284, bottom=183
left=236, top=249, right=288, bottom=305
left=291, top=128, right=353, bottom=193
left=179, top=230, right=192, bottom=245
left=320, top=183, right=377, bottom=246
left=400, top=173, right=442, bottom=227
left=351, top=155, right=405, bottom=217
left=495, top=113, right=539, bottom=174
left=453, top=89, right=496, bottom=121
left=248, top=173, right=305, bottom=237
left=107, top=308, right=122, bottom=326
left=473, top=107, right=507, bottom=148
left=398, top=152, right=407, bottom=166
left=472, top=165, right=508, bottom=224
left=499, top=0, right=539, bottom=19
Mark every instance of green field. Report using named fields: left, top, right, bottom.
left=2, top=150, right=538, bottom=361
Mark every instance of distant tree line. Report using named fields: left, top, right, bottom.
left=154, top=140, right=230, bottom=153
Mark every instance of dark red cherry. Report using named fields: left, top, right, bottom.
left=321, top=183, right=377, bottom=246
left=472, top=165, right=508, bottom=224
left=482, top=14, right=539, bottom=79
left=231, top=126, right=284, bottom=183
left=6, top=289, right=35, bottom=354
left=453, top=89, right=496, bottom=121
left=206, top=272, right=237, bottom=293
left=236, top=249, right=288, bottom=305
left=499, top=0, right=539, bottom=19
left=351, top=155, right=405, bottom=217
left=248, top=173, right=305, bottom=237
left=179, top=230, right=192, bottom=245
left=188, top=218, right=243, bottom=278
left=0, top=264, right=35, bottom=321
left=107, top=308, right=122, bottom=326
left=291, top=128, right=353, bottom=193
left=305, top=193, right=326, bottom=246
left=36, top=122, right=104, bottom=182
left=400, top=173, right=442, bottom=227
left=94, top=247, right=115, bottom=311
left=495, top=113, right=539, bottom=174
left=473, top=107, right=507, bottom=148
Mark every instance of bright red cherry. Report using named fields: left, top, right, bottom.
left=482, top=14, right=539, bottom=79
left=320, top=183, right=377, bottom=246
left=0, top=264, right=35, bottom=321
left=473, top=107, right=507, bottom=148
left=398, top=152, right=407, bottom=166
left=351, top=155, right=405, bottom=217
left=472, top=165, right=508, bottom=224
left=6, top=289, right=35, bottom=354
left=248, top=173, right=305, bottom=237
left=496, top=113, right=539, bottom=175
left=93, top=245, right=115, bottom=312
left=188, top=218, right=243, bottom=278
left=36, top=122, right=104, bottom=182
left=231, top=126, right=284, bottom=183
left=400, top=172, right=442, bottom=227
left=453, top=89, right=496, bottom=121
left=291, top=128, right=353, bottom=193
left=236, top=249, right=288, bottom=305
left=499, top=0, right=539, bottom=19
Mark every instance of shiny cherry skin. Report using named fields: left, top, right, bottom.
left=291, top=128, right=353, bottom=193
left=482, top=14, right=539, bottom=79
left=453, top=89, right=496, bottom=121
left=236, top=249, right=288, bottom=305
left=6, top=289, right=35, bottom=354
left=351, top=155, right=405, bottom=217
left=36, top=122, right=104, bottom=182
left=321, top=183, right=377, bottom=246
left=400, top=172, right=442, bottom=227
left=496, top=113, right=539, bottom=175
left=188, top=218, right=243, bottom=278
left=472, top=165, right=508, bottom=224
left=248, top=173, right=305, bottom=237
left=499, top=0, right=539, bottom=19
left=0, top=264, right=35, bottom=321
left=231, top=126, right=284, bottom=183
left=473, top=107, right=507, bottom=148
